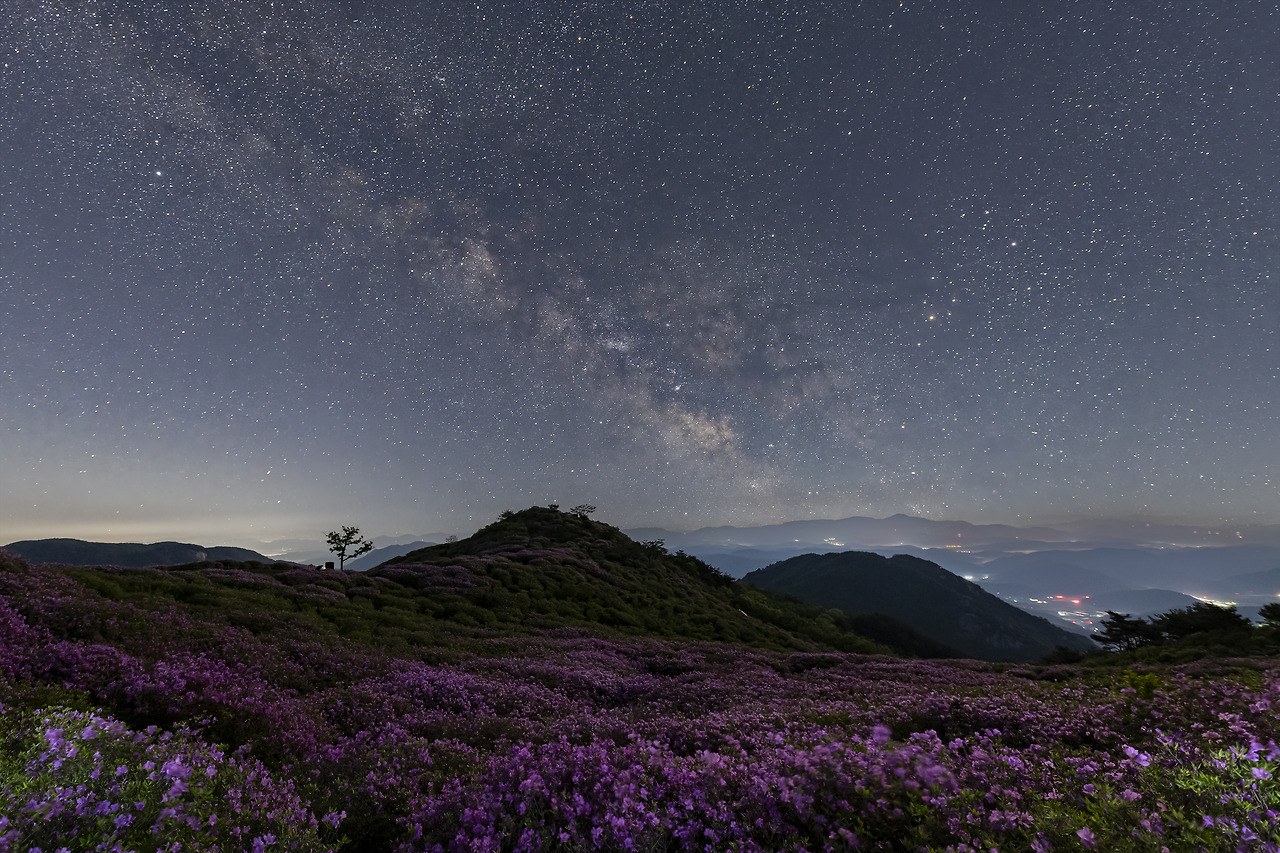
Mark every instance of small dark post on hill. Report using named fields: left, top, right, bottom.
left=325, top=526, right=373, bottom=570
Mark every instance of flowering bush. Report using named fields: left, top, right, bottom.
left=0, top=705, right=338, bottom=852
left=3, top=548, right=1280, bottom=851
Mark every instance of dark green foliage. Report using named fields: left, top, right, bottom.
left=1097, top=611, right=1162, bottom=651
left=841, top=612, right=962, bottom=659
left=1259, top=602, right=1280, bottom=627
left=1040, top=644, right=1086, bottom=664
left=1152, top=601, right=1252, bottom=641
left=1092, top=602, right=1280, bottom=662
left=1123, top=669, right=1163, bottom=700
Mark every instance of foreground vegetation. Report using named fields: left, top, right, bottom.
left=2, top=508, right=1279, bottom=851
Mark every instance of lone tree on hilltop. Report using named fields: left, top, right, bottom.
left=326, top=526, right=373, bottom=570
left=570, top=504, right=597, bottom=519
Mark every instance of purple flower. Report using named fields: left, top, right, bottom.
left=161, top=758, right=188, bottom=780
left=1122, top=745, right=1151, bottom=766
left=1077, top=827, right=1097, bottom=849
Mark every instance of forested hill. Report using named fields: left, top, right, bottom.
left=745, top=551, right=1097, bottom=662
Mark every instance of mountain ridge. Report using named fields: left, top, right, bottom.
left=744, top=551, right=1096, bottom=662
left=2, top=538, right=272, bottom=568
left=366, top=506, right=900, bottom=654
left=627, top=514, right=1280, bottom=552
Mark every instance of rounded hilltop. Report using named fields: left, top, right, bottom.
left=369, top=504, right=886, bottom=653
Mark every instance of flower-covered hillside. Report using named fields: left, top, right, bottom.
left=2, top=511, right=1280, bottom=851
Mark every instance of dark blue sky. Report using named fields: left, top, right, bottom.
left=3, top=1, right=1278, bottom=546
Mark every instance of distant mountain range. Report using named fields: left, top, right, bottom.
left=972, top=546, right=1280, bottom=623
left=343, top=541, right=436, bottom=572
left=0, top=537, right=439, bottom=574
left=744, top=552, right=1095, bottom=662
left=627, top=514, right=1280, bottom=553
left=2, top=539, right=272, bottom=568
left=625, top=515, right=1280, bottom=628
left=264, top=533, right=450, bottom=567
left=1083, top=589, right=1202, bottom=618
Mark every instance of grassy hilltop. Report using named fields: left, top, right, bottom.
left=368, top=505, right=939, bottom=655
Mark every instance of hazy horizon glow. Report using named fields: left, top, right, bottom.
left=4, top=2, right=1278, bottom=547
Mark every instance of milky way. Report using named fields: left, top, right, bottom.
left=3, top=1, right=1278, bottom=545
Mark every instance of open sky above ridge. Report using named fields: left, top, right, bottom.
left=3, top=1, right=1278, bottom=545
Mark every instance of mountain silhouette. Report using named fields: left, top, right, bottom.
left=343, top=540, right=436, bottom=572
left=2, top=538, right=271, bottom=568
left=744, top=551, right=1095, bottom=662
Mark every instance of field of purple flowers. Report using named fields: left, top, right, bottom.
left=2, top=547, right=1279, bottom=852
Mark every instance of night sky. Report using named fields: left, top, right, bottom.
left=4, top=1, right=1278, bottom=547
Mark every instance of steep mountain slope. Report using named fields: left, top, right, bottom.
left=744, top=551, right=1096, bottom=662
left=2, top=538, right=270, bottom=567
left=628, top=514, right=1073, bottom=551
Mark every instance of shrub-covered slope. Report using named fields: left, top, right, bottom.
left=2, top=507, right=901, bottom=658
left=745, top=551, right=1097, bottom=662
left=370, top=505, right=892, bottom=654
left=5, top=543, right=1280, bottom=852
left=5, top=526, right=1280, bottom=852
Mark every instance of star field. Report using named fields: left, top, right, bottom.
left=3, top=1, right=1278, bottom=545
